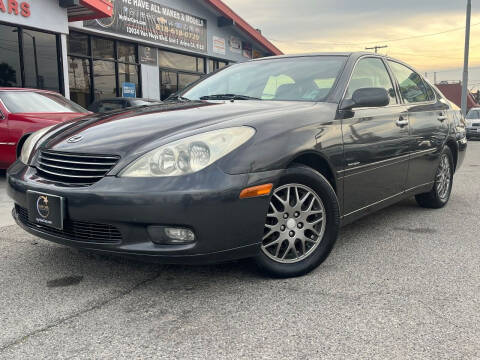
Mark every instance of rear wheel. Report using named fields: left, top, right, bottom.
left=254, top=165, right=340, bottom=278
left=415, top=147, right=454, bottom=209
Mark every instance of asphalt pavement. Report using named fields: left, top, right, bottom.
left=0, top=143, right=479, bottom=359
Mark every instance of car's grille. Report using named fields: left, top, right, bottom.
left=472, top=123, right=480, bottom=127
left=36, top=150, right=119, bottom=185
left=16, top=205, right=122, bottom=244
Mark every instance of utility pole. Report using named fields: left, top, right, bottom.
left=434, top=72, right=437, bottom=85
left=365, top=45, right=388, bottom=53
left=461, top=0, right=471, bottom=117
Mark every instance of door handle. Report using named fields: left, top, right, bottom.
left=396, top=117, right=409, bottom=127
left=438, top=115, right=447, bottom=122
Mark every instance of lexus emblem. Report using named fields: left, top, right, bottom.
left=67, top=135, right=83, bottom=143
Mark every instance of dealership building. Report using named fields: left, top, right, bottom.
left=0, top=0, right=282, bottom=107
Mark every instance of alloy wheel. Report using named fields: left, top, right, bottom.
left=436, top=154, right=452, bottom=201
left=262, top=184, right=326, bottom=264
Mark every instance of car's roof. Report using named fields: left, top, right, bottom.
left=252, top=51, right=399, bottom=61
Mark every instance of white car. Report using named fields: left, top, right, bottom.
left=466, top=108, right=480, bottom=139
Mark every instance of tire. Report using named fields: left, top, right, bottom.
left=254, top=164, right=340, bottom=278
left=415, top=147, right=454, bottom=209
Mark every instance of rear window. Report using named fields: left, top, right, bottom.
left=0, top=91, right=88, bottom=113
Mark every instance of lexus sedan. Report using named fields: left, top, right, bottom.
left=0, top=88, right=89, bottom=169
left=7, top=53, right=467, bottom=278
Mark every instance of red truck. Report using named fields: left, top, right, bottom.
left=0, top=88, right=89, bottom=169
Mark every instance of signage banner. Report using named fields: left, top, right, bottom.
left=213, top=36, right=226, bottom=55
left=122, top=82, right=136, bottom=97
left=139, top=45, right=158, bottom=65
left=85, top=0, right=207, bottom=53
left=229, top=36, right=241, bottom=54
left=0, top=0, right=68, bottom=34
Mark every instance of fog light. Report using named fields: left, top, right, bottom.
left=164, top=227, right=195, bottom=243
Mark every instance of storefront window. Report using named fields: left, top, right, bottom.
left=93, top=60, right=116, bottom=100
left=118, top=63, right=139, bottom=97
left=118, top=42, right=136, bottom=63
left=208, top=59, right=229, bottom=73
left=92, top=37, right=115, bottom=60
left=178, top=73, right=201, bottom=92
left=68, top=32, right=89, bottom=56
left=68, top=57, right=91, bottom=108
left=68, top=32, right=141, bottom=106
left=23, top=30, right=60, bottom=92
left=160, top=71, right=178, bottom=100
left=0, top=24, right=21, bottom=87
left=158, top=51, right=204, bottom=73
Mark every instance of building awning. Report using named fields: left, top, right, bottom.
left=60, top=0, right=113, bottom=22
left=204, top=0, right=283, bottom=56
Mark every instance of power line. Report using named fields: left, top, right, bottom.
left=363, top=22, right=480, bottom=44
left=271, top=22, right=480, bottom=47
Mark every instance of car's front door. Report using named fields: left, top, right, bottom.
left=387, top=61, right=450, bottom=190
left=0, top=104, right=14, bottom=168
left=341, top=57, right=410, bottom=215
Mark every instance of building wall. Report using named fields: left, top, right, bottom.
left=69, top=0, right=268, bottom=63
left=0, top=0, right=69, bottom=34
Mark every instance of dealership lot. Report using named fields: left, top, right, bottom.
left=0, top=143, right=479, bottom=359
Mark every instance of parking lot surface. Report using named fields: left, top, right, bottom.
left=0, top=143, right=479, bottom=359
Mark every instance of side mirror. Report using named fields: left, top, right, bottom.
left=340, top=87, right=390, bottom=110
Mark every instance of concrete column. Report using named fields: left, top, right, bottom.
left=60, top=33, right=70, bottom=99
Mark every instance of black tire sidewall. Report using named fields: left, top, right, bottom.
left=254, top=165, right=340, bottom=278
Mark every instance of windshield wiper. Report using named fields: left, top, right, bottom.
left=165, top=94, right=192, bottom=102
left=199, top=94, right=261, bottom=101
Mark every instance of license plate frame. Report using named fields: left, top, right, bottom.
left=27, top=191, right=65, bottom=230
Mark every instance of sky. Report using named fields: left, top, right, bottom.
left=223, top=0, right=480, bottom=88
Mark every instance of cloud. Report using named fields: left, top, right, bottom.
left=223, top=0, right=478, bottom=70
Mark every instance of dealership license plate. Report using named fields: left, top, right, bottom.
left=27, top=191, right=64, bottom=230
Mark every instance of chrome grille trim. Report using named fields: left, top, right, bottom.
left=36, top=150, right=120, bottom=185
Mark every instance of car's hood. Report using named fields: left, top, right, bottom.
left=9, top=112, right=89, bottom=124
left=42, top=100, right=317, bottom=157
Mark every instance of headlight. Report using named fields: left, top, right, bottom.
left=20, top=125, right=55, bottom=165
left=120, top=126, right=255, bottom=177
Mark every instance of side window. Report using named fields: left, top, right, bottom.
left=388, top=61, right=429, bottom=103
left=346, top=58, right=397, bottom=105
left=424, top=81, right=436, bottom=101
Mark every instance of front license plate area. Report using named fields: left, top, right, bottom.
left=27, top=191, right=64, bottom=230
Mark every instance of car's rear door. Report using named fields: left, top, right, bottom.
left=341, top=56, right=410, bottom=215
left=387, top=61, right=449, bottom=190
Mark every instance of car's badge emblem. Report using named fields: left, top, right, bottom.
left=67, top=135, right=83, bottom=143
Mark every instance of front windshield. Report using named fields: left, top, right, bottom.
left=467, top=109, right=480, bottom=119
left=0, top=91, right=88, bottom=113
left=182, top=56, right=347, bottom=102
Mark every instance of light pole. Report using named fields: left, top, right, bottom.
left=461, top=0, right=471, bottom=117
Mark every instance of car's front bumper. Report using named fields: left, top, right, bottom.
left=466, top=127, right=480, bottom=138
left=7, top=161, right=282, bottom=264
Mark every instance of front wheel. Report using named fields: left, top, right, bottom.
left=254, top=165, right=340, bottom=278
left=415, top=147, right=454, bottom=209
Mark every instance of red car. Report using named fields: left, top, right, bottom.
left=0, top=88, right=89, bottom=169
